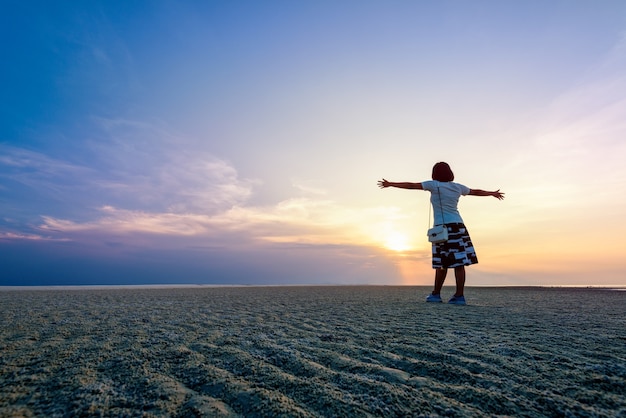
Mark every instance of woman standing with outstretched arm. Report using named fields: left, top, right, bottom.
left=378, top=162, right=504, bottom=305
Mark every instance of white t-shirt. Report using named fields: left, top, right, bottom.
left=421, top=180, right=470, bottom=225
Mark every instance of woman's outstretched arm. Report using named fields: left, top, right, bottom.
left=378, top=179, right=423, bottom=189
left=469, top=189, right=505, bottom=200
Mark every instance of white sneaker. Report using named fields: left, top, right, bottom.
left=448, top=295, right=466, bottom=305
left=426, top=293, right=442, bottom=303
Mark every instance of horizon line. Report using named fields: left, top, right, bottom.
left=1, top=284, right=624, bottom=292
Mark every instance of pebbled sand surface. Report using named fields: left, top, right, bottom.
left=1, top=286, right=624, bottom=417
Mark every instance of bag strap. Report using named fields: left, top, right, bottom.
left=436, top=185, right=445, bottom=226
left=428, top=184, right=446, bottom=227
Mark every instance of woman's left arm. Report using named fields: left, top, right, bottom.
left=469, top=189, right=505, bottom=200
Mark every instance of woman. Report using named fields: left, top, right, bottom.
left=378, top=162, right=504, bottom=305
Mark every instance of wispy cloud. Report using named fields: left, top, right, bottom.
left=290, top=178, right=328, bottom=196
left=0, top=144, right=91, bottom=177
left=0, top=144, right=98, bottom=209
left=35, top=197, right=405, bottom=252
left=2, top=120, right=406, bottom=251
left=1, top=120, right=257, bottom=215
left=39, top=208, right=212, bottom=236
left=504, top=33, right=626, bottom=199
left=0, top=231, right=69, bottom=242
left=88, top=118, right=257, bottom=214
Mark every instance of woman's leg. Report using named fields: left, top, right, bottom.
left=453, top=266, right=466, bottom=297
left=433, top=268, right=447, bottom=295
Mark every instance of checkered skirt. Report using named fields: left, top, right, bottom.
left=431, top=223, right=478, bottom=269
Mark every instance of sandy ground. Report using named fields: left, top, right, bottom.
left=0, top=286, right=624, bottom=417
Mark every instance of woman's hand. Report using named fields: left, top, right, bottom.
left=377, top=178, right=390, bottom=188
left=492, top=190, right=505, bottom=200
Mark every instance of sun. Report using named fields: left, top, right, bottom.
left=384, top=231, right=411, bottom=252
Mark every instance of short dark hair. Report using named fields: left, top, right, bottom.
left=432, top=162, right=454, bottom=182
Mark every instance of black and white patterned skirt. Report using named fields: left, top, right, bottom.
left=431, top=223, right=478, bottom=269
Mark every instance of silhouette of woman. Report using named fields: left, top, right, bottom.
left=378, top=162, right=504, bottom=305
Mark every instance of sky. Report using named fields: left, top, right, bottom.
left=2, top=1, right=626, bottom=287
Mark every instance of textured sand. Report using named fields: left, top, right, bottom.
left=1, top=286, right=624, bottom=417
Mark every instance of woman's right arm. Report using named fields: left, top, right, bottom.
left=378, top=179, right=423, bottom=189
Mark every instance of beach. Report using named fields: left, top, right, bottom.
left=1, top=286, right=624, bottom=417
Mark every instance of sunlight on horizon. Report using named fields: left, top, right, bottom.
left=382, top=231, right=412, bottom=253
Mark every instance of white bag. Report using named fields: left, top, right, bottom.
left=427, top=225, right=448, bottom=243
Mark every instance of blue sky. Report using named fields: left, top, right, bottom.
left=2, top=1, right=626, bottom=286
